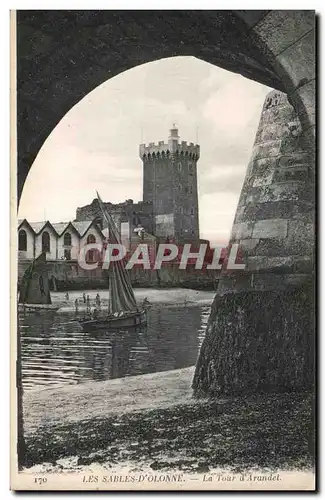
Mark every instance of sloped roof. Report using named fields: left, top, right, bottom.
left=18, top=219, right=105, bottom=238
left=51, top=222, right=70, bottom=235
left=18, top=218, right=35, bottom=233
left=19, top=219, right=56, bottom=235
left=29, top=221, right=48, bottom=234
left=71, top=221, right=95, bottom=237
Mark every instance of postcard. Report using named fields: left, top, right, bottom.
left=11, top=9, right=316, bottom=491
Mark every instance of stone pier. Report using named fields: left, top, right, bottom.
left=192, top=90, right=315, bottom=396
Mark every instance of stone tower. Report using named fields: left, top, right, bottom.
left=193, top=90, right=314, bottom=396
left=139, top=126, right=200, bottom=241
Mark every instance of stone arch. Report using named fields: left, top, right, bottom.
left=16, top=11, right=315, bottom=201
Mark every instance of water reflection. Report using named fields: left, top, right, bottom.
left=20, top=305, right=210, bottom=390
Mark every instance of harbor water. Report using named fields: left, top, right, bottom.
left=19, top=289, right=214, bottom=391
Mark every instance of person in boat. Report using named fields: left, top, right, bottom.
left=92, top=307, right=99, bottom=319
left=133, top=224, right=145, bottom=240
left=95, top=293, right=101, bottom=309
left=75, top=298, right=79, bottom=313
left=65, top=292, right=69, bottom=301
left=83, top=292, right=86, bottom=304
left=112, top=311, right=125, bottom=317
left=86, top=295, right=91, bottom=313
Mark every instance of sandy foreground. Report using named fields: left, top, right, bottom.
left=23, top=366, right=196, bottom=435
left=22, top=365, right=314, bottom=481
left=20, top=291, right=314, bottom=480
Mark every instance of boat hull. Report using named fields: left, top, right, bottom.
left=80, top=310, right=147, bottom=331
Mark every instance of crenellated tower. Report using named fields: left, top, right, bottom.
left=139, top=126, right=200, bottom=241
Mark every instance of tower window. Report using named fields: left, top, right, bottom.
left=189, top=186, right=193, bottom=194
left=18, top=229, right=27, bottom=251
left=42, top=231, right=50, bottom=253
left=64, top=232, right=72, bottom=246
left=188, top=163, right=193, bottom=172
left=178, top=162, right=182, bottom=171
left=190, top=207, right=195, bottom=215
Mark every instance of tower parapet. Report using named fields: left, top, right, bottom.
left=139, top=126, right=200, bottom=162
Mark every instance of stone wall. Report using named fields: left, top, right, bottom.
left=18, top=259, right=107, bottom=291
left=192, top=283, right=315, bottom=396
left=17, top=260, right=218, bottom=291
left=76, top=198, right=155, bottom=236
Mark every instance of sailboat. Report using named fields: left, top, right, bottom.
left=18, top=252, right=60, bottom=312
left=79, top=192, right=147, bottom=332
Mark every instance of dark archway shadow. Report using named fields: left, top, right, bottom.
left=18, top=9, right=312, bottom=202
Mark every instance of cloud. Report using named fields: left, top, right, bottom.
left=197, top=68, right=271, bottom=171
left=199, top=164, right=246, bottom=195
left=199, top=191, right=239, bottom=244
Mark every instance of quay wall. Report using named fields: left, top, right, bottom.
left=17, top=259, right=218, bottom=291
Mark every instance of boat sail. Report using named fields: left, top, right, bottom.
left=80, top=192, right=147, bottom=331
left=97, top=192, right=138, bottom=315
left=18, top=252, right=59, bottom=311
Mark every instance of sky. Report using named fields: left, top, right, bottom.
left=18, top=56, right=271, bottom=246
